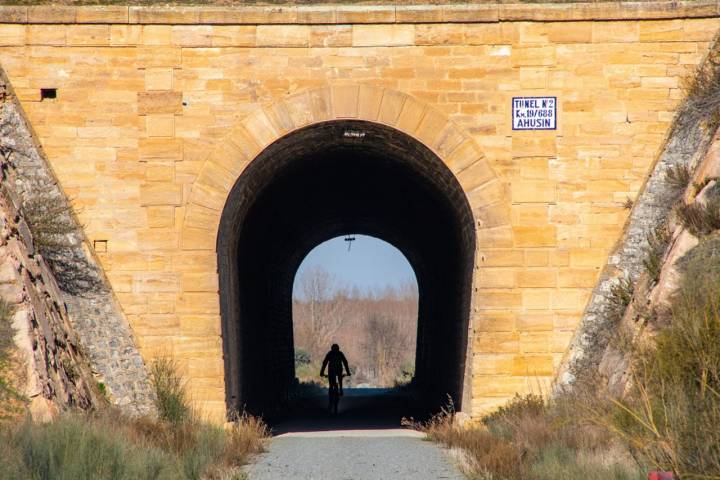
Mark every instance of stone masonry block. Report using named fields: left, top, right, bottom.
left=445, top=140, right=484, bottom=174
left=352, top=25, right=415, bottom=47
left=181, top=273, right=218, bottom=293
left=137, top=46, right=182, bottom=68
left=414, top=108, right=447, bottom=148
left=241, top=109, right=280, bottom=149
left=129, top=6, right=200, bottom=24
left=66, top=25, right=110, bottom=46
left=171, top=25, right=213, bottom=47
left=76, top=6, right=128, bottom=24
left=356, top=85, right=383, bottom=121
left=142, top=25, right=171, bottom=45
left=0, top=25, right=25, bottom=46
left=377, top=90, right=407, bottom=126
left=140, top=183, right=183, bottom=206
left=475, top=311, right=516, bottom=331
left=331, top=84, right=359, bottom=119
left=179, top=314, right=221, bottom=336
left=256, top=25, right=309, bottom=48
left=396, top=5, right=443, bottom=23
left=27, top=6, right=76, bottom=23
left=27, top=25, right=65, bottom=46
left=458, top=159, right=496, bottom=192
left=513, top=226, right=557, bottom=247
left=395, top=97, right=426, bottom=134
left=516, top=313, right=554, bottom=332
left=139, top=138, right=183, bottom=161
left=512, top=181, right=557, bottom=204
left=297, top=6, right=336, bottom=24
left=337, top=5, right=395, bottom=24
left=0, top=6, right=27, bottom=23
left=145, top=68, right=173, bottom=91
left=284, top=91, right=315, bottom=128
left=209, top=138, right=250, bottom=178
left=138, top=91, right=183, bottom=115
left=512, top=355, right=554, bottom=376
left=145, top=114, right=174, bottom=137
left=185, top=203, right=220, bottom=231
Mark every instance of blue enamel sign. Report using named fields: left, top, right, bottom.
left=512, top=96, right=557, bottom=130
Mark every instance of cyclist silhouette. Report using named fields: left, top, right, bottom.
left=320, top=344, right=351, bottom=401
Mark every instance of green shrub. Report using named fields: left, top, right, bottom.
left=150, top=357, right=190, bottom=424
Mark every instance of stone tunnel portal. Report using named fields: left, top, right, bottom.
left=217, top=120, right=476, bottom=418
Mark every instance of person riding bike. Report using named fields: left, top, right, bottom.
left=320, top=344, right=351, bottom=398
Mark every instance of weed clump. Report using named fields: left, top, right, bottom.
left=608, top=276, right=634, bottom=322
left=665, top=164, right=691, bottom=192
left=643, top=223, right=671, bottom=284
left=678, top=48, right=720, bottom=132
left=676, top=196, right=720, bottom=237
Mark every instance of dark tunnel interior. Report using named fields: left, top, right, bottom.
left=217, top=120, right=476, bottom=418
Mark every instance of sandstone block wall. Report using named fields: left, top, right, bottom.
left=0, top=2, right=717, bottom=420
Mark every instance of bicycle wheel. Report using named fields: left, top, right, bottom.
left=329, top=386, right=339, bottom=414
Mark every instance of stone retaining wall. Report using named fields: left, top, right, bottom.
left=0, top=68, right=153, bottom=415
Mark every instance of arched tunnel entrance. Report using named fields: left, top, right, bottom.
left=217, top=120, right=476, bottom=419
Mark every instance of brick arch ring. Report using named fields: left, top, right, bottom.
left=182, top=84, right=510, bottom=251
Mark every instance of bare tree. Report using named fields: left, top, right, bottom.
left=363, top=313, right=407, bottom=385
left=294, top=266, right=348, bottom=360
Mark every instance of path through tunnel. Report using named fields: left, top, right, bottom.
left=217, top=120, right=476, bottom=421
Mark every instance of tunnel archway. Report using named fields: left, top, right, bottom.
left=217, top=120, right=476, bottom=417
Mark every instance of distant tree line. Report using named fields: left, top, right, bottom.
left=292, top=266, right=418, bottom=387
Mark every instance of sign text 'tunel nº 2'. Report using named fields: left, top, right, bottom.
left=512, top=96, right=557, bottom=130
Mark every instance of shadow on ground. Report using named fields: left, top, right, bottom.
left=268, top=387, right=429, bottom=436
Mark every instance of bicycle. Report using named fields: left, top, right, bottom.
left=322, top=373, right=349, bottom=414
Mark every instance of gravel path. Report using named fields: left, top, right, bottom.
left=247, top=431, right=463, bottom=480
left=245, top=389, right=464, bottom=480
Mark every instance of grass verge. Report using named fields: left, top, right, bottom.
left=0, top=356, right=269, bottom=480
left=418, top=396, right=644, bottom=480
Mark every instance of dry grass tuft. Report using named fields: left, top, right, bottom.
left=676, top=196, right=720, bottom=237
left=678, top=47, right=720, bottom=133
left=666, top=164, right=692, bottom=192
left=643, top=223, right=671, bottom=284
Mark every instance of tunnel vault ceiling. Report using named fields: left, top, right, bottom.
left=217, top=120, right=476, bottom=416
